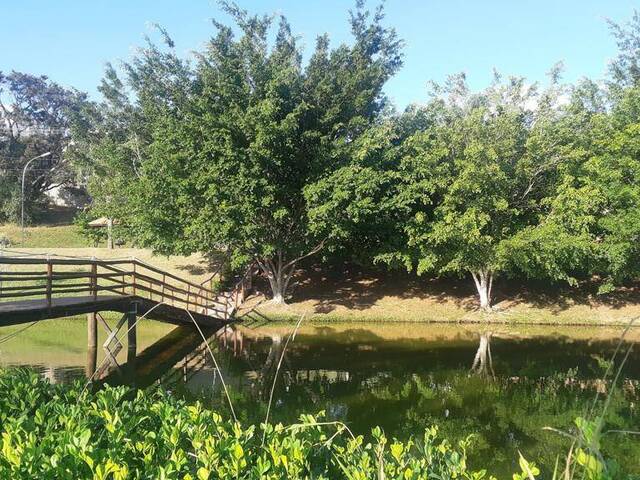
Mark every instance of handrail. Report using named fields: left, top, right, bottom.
left=0, top=256, right=218, bottom=298
left=0, top=255, right=255, bottom=321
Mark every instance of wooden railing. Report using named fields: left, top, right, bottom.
left=0, top=254, right=255, bottom=321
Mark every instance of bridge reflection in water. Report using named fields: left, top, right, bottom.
left=90, top=322, right=358, bottom=407
left=90, top=322, right=640, bottom=409
left=23, top=322, right=640, bottom=476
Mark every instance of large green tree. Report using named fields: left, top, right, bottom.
left=311, top=72, right=581, bottom=310
left=71, top=2, right=402, bottom=303
left=400, top=75, right=575, bottom=309
left=504, top=14, right=640, bottom=295
left=0, top=71, right=86, bottom=222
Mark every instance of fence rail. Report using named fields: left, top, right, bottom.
left=0, top=254, right=255, bottom=321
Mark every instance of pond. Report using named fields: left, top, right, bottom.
left=0, top=317, right=639, bottom=476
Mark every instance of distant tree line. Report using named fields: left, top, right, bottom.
left=63, top=3, right=640, bottom=309
left=0, top=71, right=86, bottom=223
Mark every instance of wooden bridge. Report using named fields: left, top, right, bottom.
left=0, top=253, right=254, bottom=367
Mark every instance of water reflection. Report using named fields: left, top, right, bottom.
left=2, top=320, right=639, bottom=475
left=119, top=324, right=640, bottom=476
left=470, top=331, right=494, bottom=377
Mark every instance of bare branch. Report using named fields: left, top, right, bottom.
left=282, top=238, right=326, bottom=270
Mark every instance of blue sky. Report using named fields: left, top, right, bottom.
left=1, top=0, right=637, bottom=110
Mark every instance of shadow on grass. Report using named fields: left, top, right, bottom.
left=254, top=262, right=640, bottom=315
left=174, top=252, right=227, bottom=279
left=33, top=206, right=79, bottom=226
left=500, top=279, right=640, bottom=314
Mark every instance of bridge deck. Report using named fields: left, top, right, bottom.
left=0, top=295, right=225, bottom=328
left=0, top=255, right=255, bottom=329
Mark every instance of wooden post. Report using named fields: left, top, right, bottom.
left=124, top=305, right=138, bottom=387
left=46, top=261, right=52, bottom=307
left=107, top=218, right=114, bottom=250
left=87, top=312, right=97, bottom=349
left=161, top=274, right=166, bottom=301
left=187, top=284, right=191, bottom=310
left=132, top=263, right=137, bottom=296
left=127, top=303, right=137, bottom=360
left=86, top=345, right=97, bottom=379
left=87, top=309, right=98, bottom=380
left=90, top=262, right=97, bottom=301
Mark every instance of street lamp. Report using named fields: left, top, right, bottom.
left=21, top=151, right=51, bottom=245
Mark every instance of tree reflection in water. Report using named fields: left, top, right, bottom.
left=92, top=324, right=640, bottom=476
left=470, top=331, right=494, bottom=377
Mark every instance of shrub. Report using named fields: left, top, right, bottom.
left=0, top=368, right=628, bottom=479
left=0, top=368, right=495, bottom=479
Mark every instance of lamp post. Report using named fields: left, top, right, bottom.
left=21, top=151, right=51, bottom=245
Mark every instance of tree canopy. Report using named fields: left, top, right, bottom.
left=68, top=5, right=640, bottom=309
left=0, top=71, right=85, bottom=222
left=70, top=1, right=402, bottom=303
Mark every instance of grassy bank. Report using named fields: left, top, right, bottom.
left=3, top=222, right=640, bottom=325
left=0, top=223, right=89, bottom=248
left=253, top=304, right=640, bottom=325
left=248, top=266, right=640, bottom=326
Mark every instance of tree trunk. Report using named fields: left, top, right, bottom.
left=271, top=288, right=285, bottom=305
left=258, top=251, right=296, bottom=305
left=470, top=331, right=494, bottom=377
left=471, top=269, right=494, bottom=311
left=107, top=218, right=114, bottom=250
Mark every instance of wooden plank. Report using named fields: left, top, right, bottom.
left=0, top=283, right=128, bottom=299
left=0, top=272, right=127, bottom=282
left=0, top=257, right=129, bottom=266
left=131, top=259, right=217, bottom=297
left=0, top=296, right=130, bottom=327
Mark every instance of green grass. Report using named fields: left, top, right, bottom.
left=250, top=307, right=640, bottom=326
left=247, top=268, right=640, bottom=326
left=0, top=223, right=90, bottom=248
left=252, top=295, right=640, bottom=325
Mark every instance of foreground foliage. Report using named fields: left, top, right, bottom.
left=0, top=369, right=631, bottom=479
left=0, top=369, right=488, bottom=479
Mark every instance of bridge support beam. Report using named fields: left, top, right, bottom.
left=86, top=312, right=98, bottom=380
left=87, top=312, right=97, bottom=349
left=127, top=303, right=137, bottom=361
left=86, top=346, right=97, bottom=378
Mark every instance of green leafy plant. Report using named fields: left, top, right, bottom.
left=0, top=368, right=635, bottom=479
left=0, top=368, right=494, bottom=479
